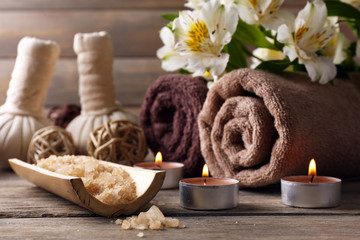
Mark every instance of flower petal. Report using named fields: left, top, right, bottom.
left=236, top=1, right=259, bottom=25
left=156, top=45, right=170, bottom=59
left=201, top=0, right=238, bottom=44
left=333, top=33, right=350, bottom=64
left=187, top=53, right=229, bottom=80
left=157, top=43, right=188, bottom=72
left=174, top=10, right=198, bottom=38
left=185, top=0, right=206, bottom=10
left=159, top=27, right=175, bottom=48
left=201, top=0, right=222, bottom=43
left=260, top=10, right=295, bottom=31
left=322, top=31, right=350, bottom=64
left=277, top=24, right=293, bottom=44
left=303, top=56, right=337, bottom=84
left=297, top=0, right=328, bottom=36
left=262, top=0, right=285, bottom=13
left=161, top=54, right=188, bottom=72
left=209, top=54, right=229, bottom=77
left=283, top=45, right=298, bottom=61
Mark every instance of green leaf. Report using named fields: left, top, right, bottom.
left=179, top=68, right=191, bottom=75
left=255, top=59, right=292, bottom=72
left=339, top=41, right=358, bottom=71
left=325, top=0, right=360, bottom=19
left=224, top=38, right=248, bottom=71
left=233, top=19, right=277, bottom=50
left=162, top=13, right=179, bottom=22
left=290, top=60, right=306, bottom=72
left=274, top=33, right=284, bottom=50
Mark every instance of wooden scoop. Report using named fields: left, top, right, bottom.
left=8, top=158, right=165, bottom=217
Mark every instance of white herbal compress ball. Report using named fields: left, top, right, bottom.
left=66, top=31, right=136, bottom=154
left=0, top=37, right=60, bottom=169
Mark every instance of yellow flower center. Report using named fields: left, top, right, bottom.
left=295, top=25, right=308, bottom=42
left=186, top=20, right=209, bottom=53
left=250, top=0, right=258, bottom=10
left=204, top=71, right=212, bottom=77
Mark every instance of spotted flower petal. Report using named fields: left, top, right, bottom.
left=236, top=0, right=294, bottom=30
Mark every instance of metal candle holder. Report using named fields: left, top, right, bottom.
left=135, top=162, right=184, bottom=189
left=281, top=176, right=341, bottom=208
left=179, top=177, right=239, bottom=210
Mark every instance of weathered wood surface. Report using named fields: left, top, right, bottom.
left=2, top=170, right=360, bottom=239
left=0, top=10, right=167, bottom=58
left=2, top=216, right=360, bottom=240
left=0, top=1, right=309, bottom=58
left=0, top=0, right=185, bottom=10
left=0, top=0, right=306, bottom=10
left=0, top=58, right=164, bottom=107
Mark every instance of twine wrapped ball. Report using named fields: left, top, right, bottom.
left=88, top=120, right=148, bottom=166
left=27, top=126, right=76, bottom=164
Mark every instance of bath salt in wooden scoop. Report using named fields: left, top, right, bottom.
left=8, top=158, right=165, bottom=217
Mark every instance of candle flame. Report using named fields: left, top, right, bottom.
left=155, top=152, right=162, bottom=164
left=308, top=159, right=316, bottom=177
left=202, top=164, right=209, bottom=177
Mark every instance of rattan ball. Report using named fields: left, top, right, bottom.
left=88, top=120, right=148, bottom=166
left=27, top=126, right=76, bottom=164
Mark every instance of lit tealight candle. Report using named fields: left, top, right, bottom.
left=179, top=164, right=239, bottom=210
left=281, top=159, right=341, bottom=208
left=135, top=152, right=184, bottom=189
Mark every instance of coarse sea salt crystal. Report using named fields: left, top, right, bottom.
left=36, top=155, right=137, bottom=205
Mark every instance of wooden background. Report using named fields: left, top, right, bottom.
left=0, top=0, right=311, bottom=110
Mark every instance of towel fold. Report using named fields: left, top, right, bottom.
left=198, top=68, right=360, bottom=188
left=140, top=74, right=208, bottom=177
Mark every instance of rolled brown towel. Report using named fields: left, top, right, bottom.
left=140, top=74, right=208, bottom=177
left=198, top=68, right=360, bottom=188
left=47, top=104, right=81, bottom=128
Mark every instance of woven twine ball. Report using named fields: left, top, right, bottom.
left=27, top=126, right=76, bottom=164
left=88, top=120, right=148, bottom=166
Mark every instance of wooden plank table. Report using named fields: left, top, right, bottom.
left=1, top=170, right=360, bottom=239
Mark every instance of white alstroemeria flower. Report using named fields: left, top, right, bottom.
left=236, top=0, right=294, bottom=31
left=340, top=0, right=360, bottom=8
left=250, top=48, right=286, bottom=69
left=277, top=0, right=337, bottom=84
left=321, top=18, right=350, bottom=64
left=156, top=26, right=188, bottom=72
left=174, top=0, right=238, bottom=81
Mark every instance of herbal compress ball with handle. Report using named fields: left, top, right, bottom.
left=66, top=31, right=135, bottom=154
left=0, top=37, right=60, bottom=169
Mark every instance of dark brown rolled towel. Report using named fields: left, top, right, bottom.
left=47, top=104, right=81, bottom=128
left=140, top=74, right=208, bottom=177
left=198, top=68, right=360, bottom=188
